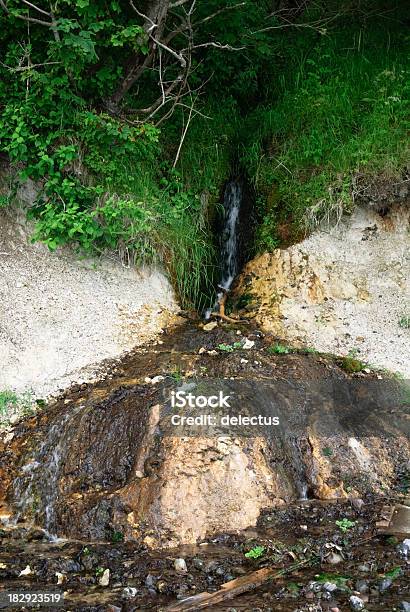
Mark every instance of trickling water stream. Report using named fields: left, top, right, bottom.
left=206, top=180, right=242, bottom=317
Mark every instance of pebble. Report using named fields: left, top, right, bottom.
left=98, top=568, right=110, bottom=586
left=378, top=577, right=392, bottom=592
left=122, top=587, right=138, bottom=599
left=145, top=574, right=156, bottom=588
left=174, top=558, right=188, bottom=573
left=351, top=498, right=364, bottom=512
left=323, top=582, right=338, bottom=592
left=55, top=572, right=66, bottom=585
left=326, top=552, right=343, bottom=565
left=349, top=595, right=365, bottom=610
left=357, top=563, right=370, bottom=572
left=192, top=557, right=205, bottom=570
left=242, top=338, right=255, bottom=349
left=355, top=579, right=369, bottom=593
left=19, top=565, right=32, bottom=576
left=203, top=321, right=217, bottom=331
left=397, top=538, right=410, bottom=558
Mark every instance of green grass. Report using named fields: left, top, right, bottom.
left=268, top=343, right=292, bottom=355
left=399, top=315, right=410, bottom=329
left=240, top=20, right=409, bottom=248
left=0, top=390, right=36, bottom=426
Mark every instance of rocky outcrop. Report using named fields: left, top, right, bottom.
left=234, top=203, right=410, bottom=376
left=2, top=324, right=408, bottom=547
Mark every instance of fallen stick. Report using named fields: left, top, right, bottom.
left=209, top=286, right=250, bottom=324
left=164, top=557, right=316, bottom=611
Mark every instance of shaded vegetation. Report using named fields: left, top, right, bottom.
left=0, top=0, right=408, bottom=307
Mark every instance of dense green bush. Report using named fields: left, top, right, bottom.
left=0, top=1, right=408, bottom=307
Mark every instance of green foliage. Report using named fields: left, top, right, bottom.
left=340, top=356, right=366, bottom=374
left=384, top=566, right=402, bottom=580
left=0, top=390, right=36, bottom=426
left=244, top=545, right=265, bottom=559
left=217, top=342, right=242, bottom=352
left=0, top=0, right=408, bottom=308
left=335, top=518, right=356, bottom=533
left=398, top=315, right=410, bottom=329
left=240, top=14, right=409, bottom=247
left=268, top=343, right=292, bottom=355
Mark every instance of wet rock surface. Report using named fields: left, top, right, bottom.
left=0, top=498, right=409, bottom=610
left=0, top=321, right=409, bottom=609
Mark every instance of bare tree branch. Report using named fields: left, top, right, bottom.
left=21, top=0, right=51, bottom=17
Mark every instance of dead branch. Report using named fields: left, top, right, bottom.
left=164, top=557, right=317, bottom=611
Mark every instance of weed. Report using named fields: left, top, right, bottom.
left=268, top=343, right=292, bottom=355
left=398, top=315, right=410, bottom=329
left=110, top=531, right=124, bottom=543
left=335, top=518, right=356, bottom=533
left=244, top=545, right=266, bottom=559
left=339, top=350, right=366, bottom=373
left=170, top=367, right=183, bottom=383
left=217, top=342, right=242, bottom=352
left=322, top=447, right=333, bottom=458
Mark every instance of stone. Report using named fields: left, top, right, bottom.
left=351, top=498, right=365, bottom=512
left=203, top=321, right=218, bottom=331
left=323, top=582, right=338, bottom=592
left=349, top=595, right=365, bottom=610
left=174, top=558, right=187, bottom=573
left=397, top=538, right=410, bottom=558
left=145, top=574, right=156, bottom=588
left=355, top=579, right=369, bottom=593
left=326, top=552, right=343, bottom=565
left=399, top=602, right=410, bottom=612
left=98, top=568, right=110, bottom=586
left=150, top=375, right=165, bottom=384
left=122, top=587, right=138, bottom=599
left=358, top=563, right=370, bottom=572
left=242, top=338, right=255, bottom=349
left=378, top=578, right=392, bottom=592
left=55, top=572, right=66, bottom=585
left=19, top=565, right=32, bottom=576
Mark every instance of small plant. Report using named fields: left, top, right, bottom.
left=322, top=447, right=333, bottom=457
left=398, top=315, right=410, bottom=329
left=244, top=545, right=266, bottom=559
left=340, top=350, right=366, bottom=373
left=268, top=343, right=292, bottom=355
left=335, top=518, right=356, bottom=533
left=95, top=567, right=105, bottom=577
left=111, top=530, right=124, bottom=543
left=217, top=342, right=242, bottom=352
left=0, top=390, right=36, bottom=426
left=0, top=390, right=18, bottom=414
left=384, top=566, right=402, bottom=580
left=170, top=367, right=183, bottom=383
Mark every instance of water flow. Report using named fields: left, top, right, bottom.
left=206, top=181, right=242, bottom=317
left=12, top=404, right=83, bottom=538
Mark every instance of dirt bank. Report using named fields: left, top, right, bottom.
left=234, top=202, right=410, bottom=377
left=0, top=185, right=178, bottom=399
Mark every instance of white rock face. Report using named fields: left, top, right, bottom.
left=236, top=203, right=410, bottom=376
left=0, top=189, right=178, bottom=398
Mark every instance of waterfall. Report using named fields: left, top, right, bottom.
left=206, top=181, right=242, bottom=317
left=12, top=404, right=83, bottom=539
